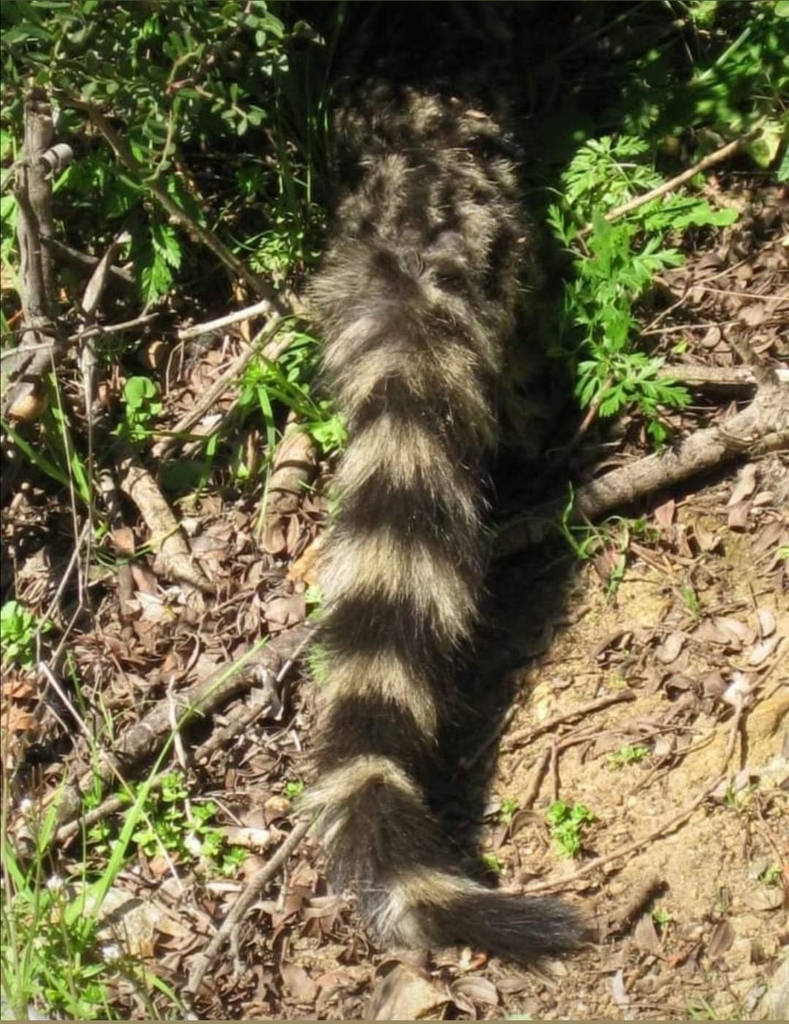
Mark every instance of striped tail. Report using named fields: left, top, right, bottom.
left=304, top=234, right=585, bottom=961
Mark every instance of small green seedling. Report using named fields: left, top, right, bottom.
left=481, top=853, right=503, bottom=876
left=118, top=376, right=163, bottom=444
left=680, top=582, right=701, bottom=619
left=758, top=864, right=781, bottom=886
left=607, top=744, right=650, bottom=769
left=545, top=800, right=595, bottom=858
left=499, top=796, right=520, bottom=826
left=283, top=780, right=305, bottom=801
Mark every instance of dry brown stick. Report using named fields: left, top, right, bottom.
left=115, top=448, right=215, bottom=594
left=498, top=377, right=789, bottom=556
left=2, top=89, right=65, bottom=418
left=177, top=298, right=295, bottom=341
left=582, top=132, right=755, bottom=233
left=604, top=874, right=667, bottom=938
left=55, top=772, right=168, bottom=846
left=657, top=364, right=789, bottom=391
left=572, top=379, right=789, bottom=524
left=523, top=698, right=746, bottom=895
left=65, top=95, right=292, bottom=315
left=521, top=747, right=552, bottom=809
left=185, top=816, right=312, bottom=999
left=504, top=690, right=636, bottom=751
left=46, top=624, right=311, bottom=829
left=41, top=234, right=135, bottom=285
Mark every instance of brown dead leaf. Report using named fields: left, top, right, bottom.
left=701, top=671, right=728, bottom=700
left=752, top=521, right=785, bottom=554
left=707, top=919, right=735, bottom=958
left=757, top=608, right=777, bottom=637
left=450, top=974, right=499, bottom=1012
left=747, top=635, right=781, bottom=666
left=728, top=464, right=758, bottom=507
left=727, top=498, right=752, bottom=530
left=261, top=516, right=287, bottom=555
left=264, top=593, right=306, bottom=631
left=263, top=795, right=292, bottom=822
left=3, top=707, right=39, bottom=733
left=744, top=888, right=785, bottom=912
left=656, top=632, right=686, bottom=665
left=634, top=914, right=661, bottom=953
left=281, top=962, right=317, bottom=1004
left=288, top=536, right=322, bottom=585
left=715, top=616, right=757, bottom=646
left=692, top=518, right=722, bottom=552
left=654, top=499, right=676, bottom=530
left=740, top=302, right=767, bottom=327
left=130, top=562, right=158, bottom=595
left=367, top=964, right=449, bottom=1021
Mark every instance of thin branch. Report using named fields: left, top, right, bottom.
left=177, top=297, right=293, bottom=341
left=185, top=817, right=313, bottom=1000
left=41, top=234, right=135, bottom=285
left=581, top=131, right=756, bottom=234
left=504, top=690, right=637, bottom=750
left=497, top=376, right=789, bottom=556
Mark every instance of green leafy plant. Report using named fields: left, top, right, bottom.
left=238, top=331, right=346, bottom=457
left=117, top=376, right=163, bottom=445
left=545, top=800, right=595, bottom=858
left=680, top=581, right=701, bottom=618
left=481, top=852, right=503, bottom=876
left=499, top=796, right=520, bottom=826
left=546, top=131, right=743, bottom=442
left=283, top=779, right=305, bottom=801
left=2, top=767, right=183, bottom=1020
left=652, top=905, right=674, bottom=928
left=607, top=744, right=650, bottom=769
left=0, top=600, right=52, bottom=668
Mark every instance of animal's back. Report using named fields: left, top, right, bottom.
left=305, top=74, right=586, bottom=960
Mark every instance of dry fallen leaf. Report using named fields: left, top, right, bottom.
left=280, top=962, right=317, bottom=1004
left=656, top=632, right=686, bottom=665
left=366, top=964, right=449, bottom=1021
left=728, top=464, right=758, bottom=506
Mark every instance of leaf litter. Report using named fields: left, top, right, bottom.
left=2, top=171, right=787, bottom=1022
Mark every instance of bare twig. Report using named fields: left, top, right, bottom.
left=40, top=234, right=135, bottom=285
left=498, top=376, right=789, bottom=556
left=504, top=690, right=637, bottom=751
left=2, top=89, right=65, bottom=417
left=46, top=625, right=310, bottom=829
left=581, top=132, right=756, bottom=234
left=177, top=298, right=294, bottom=341
left=115, top=447, right=215, bottom=594
left=185, top=817, right=312, bottom=1000
left=657, top=364, right=789, bottom=392
left=521, top=747, right=552, bottom=809
left=604, top=874, right=667, bottom=938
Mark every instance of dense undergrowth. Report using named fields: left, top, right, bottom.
left=1, top=1, right=787, bottom=1018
